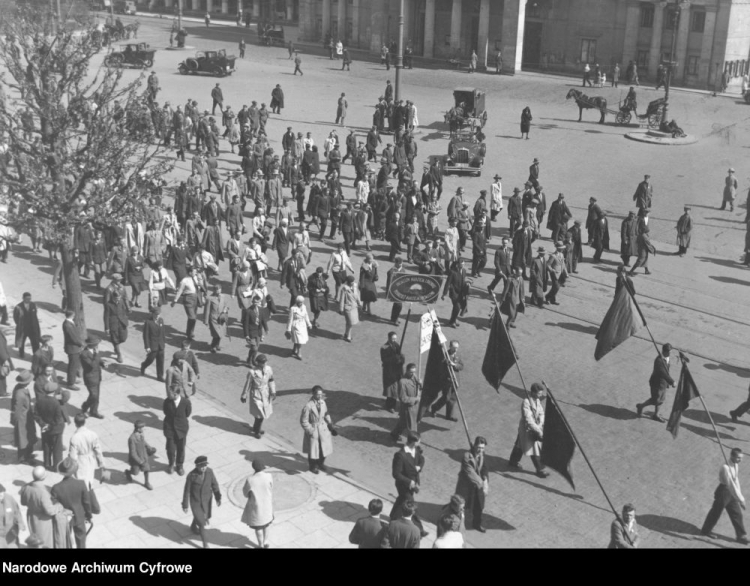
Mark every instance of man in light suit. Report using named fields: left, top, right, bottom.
left=348, top=498, right=387, bottom=548
left=609, top=503, right=640, bottom=548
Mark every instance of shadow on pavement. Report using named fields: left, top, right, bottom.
left=635, top=513, right=701, bottom=541
left=680, top=421, right=745, bottom=443
left=502, top=472, right=612, bottom=514
left=681, top=407, right=733, bottom=426
left=577, top=403, right=638, bottom=421
left=702, top=362, right=750, bottom=379
left=318, top=499, right=366, bottom=522
left=192, top=415, right=249, bottom=435
left=545, top=321, right=599, bottom=335
left=114, top=410, right=162, bottom=430
left=334, top=424, right=394, bottom=447
left=695, top=256, right=745, bottom=269
left=238, top=448, right=308, bottom=475
left=416, top=500, right=516, bottom=532
left=129, top=394, right=164, bottom=411
left=710, top=275, right=750, bottom=287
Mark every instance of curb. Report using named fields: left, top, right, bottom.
left=624, top=131, right=699, bottom=145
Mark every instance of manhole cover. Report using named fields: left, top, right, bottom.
left=227, top=471, right=315, bottom=512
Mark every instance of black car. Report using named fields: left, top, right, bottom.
left=178, top=49, right=237, bottom=77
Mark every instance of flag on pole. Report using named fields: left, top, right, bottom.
left=540, top=394, right=577, bottom=490
left=666, top=361, right=701, bottom=438
left=482, top=308, right=517, bottom=392
left=594, top=286, right=646, bottom=361
left=419, top=329, right=448, bottom=411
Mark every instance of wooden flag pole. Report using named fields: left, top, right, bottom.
left=398, top=303, right=412, bottom=352
left=622, top=283, right=670, bottom=371
left=490, top=292, right=530, bottom=400
left=428, top=309, right=473, bottom=449
left=541, top=380, right=633, bottom=547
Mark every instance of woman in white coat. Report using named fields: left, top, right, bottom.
left=241, top=459, right=274, bottom=548
left=286, top=295, right=312, bottom=359
left=300, top=386, right=335, bottom=474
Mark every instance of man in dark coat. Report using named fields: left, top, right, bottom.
left=455, top=437, right=489, bottom=532
left=13, top=292, right=41, bottom=359
left=11, top=370, right=37, bottom=463
left=272, top=219, right=291, bottom=271
left=141, top=307, right=166, bottom=382
left=500, top=267, right=525, bottom=328
left=546, top=193, right=572, bottom=244
left=487, top=236, right=512, bottom=295
left=620, top=211, right=639, bottom=266
left=36, top=382, right=67, bottom=471
left=282, top=126, right=295, bottom=152
left=633, top=174, right=653, bottom=210
left=423, top=340, right=463, bottom=422
left=567, top=220, right=583, bottom=273
left=182, top=455, right=221, bottom=549
left=470, top=224, right=487, bottom=278
left=80, top=336, right=106, bottom=419
left=386, top=257, right=406, bottom=324
left=51, top=458, right=92, bottom=549
left=629, top=226, right=656, bottom=276
left=242, top=295, right=269, bottom=366
left=270, top=84, right=284, bottom=114
left=676, top=206, right=693, bottom=256
left=382, top=499, right=421, bottom=549
left=586, top=197, right=603, bottom=245
left=592, top=212, right=610, bottom=263
left=507, top=187, right=523, bottom=236
left=349, top=498, right=387, bottom=548
left=512, top=221, right=534, bottom=280
left=442, top=259, right=468, bottom=328
left=636, top=344, right=675, bottom=422
left=340, top=204, right=355, bottom=255
left=389, top=432, right=428, bottom=538
left=210, top=83, right=223, bottom=114
left=529, top=247, right=548, bottom=308
left=366, top=126, right=381, bottom=161
left=528, top=158, right=540, bottom=189
left=380, top=332, right=404, bottom=413
left=164, top=388, right=192, bottom=475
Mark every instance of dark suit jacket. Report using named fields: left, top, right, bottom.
left=340, top=211, right=354, bottom=233
left=392, top=447, right=425, bottom=494
left=143, top=317, right=166, bottom=351
left=649, top=356, right=674, bottom=391
left=382, top=518, right=420, bottom=549
left=242, top=306, right=269, bottom=339
left=443, top=268, right=466, bottom=301
left=51, top=477, right=92, bottom=529
left=182, top=467, right=221, bottom=524
left=163, top=397, right=192, bottom=439
left=62, top=320, right=84, bottom=355
left=35, top=395, right=67, bottom=435
left=349, top=515, right=387, bottom=548
left=494, top=247, right=511, bottom=276
left=80, top=349, right=104, bottom=386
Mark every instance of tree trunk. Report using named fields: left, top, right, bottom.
left=61, top=243, right=88, bottom=339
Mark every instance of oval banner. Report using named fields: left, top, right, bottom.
left=387, top=273, right=444, bottom=304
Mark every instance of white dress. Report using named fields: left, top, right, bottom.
left=287, top=304, right=312, bottom=344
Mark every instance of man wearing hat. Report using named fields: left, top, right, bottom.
left=141, top=307, right=167, bottom=382
left=182, top=455, right=221, bottom=549
left=13, top=292, right=40, bottom=360
left=529, top=247, right=548, bottom=308
left=512, top=221, right=535, bottom=280
left=12, top=370, right=37, bottom=464
left=126, top=420, right=156, bottom=490
left=36, top=381, right=67, bottom=471
left=636, top=344, right=675, bottom=422
left=546, top=193, right=572, bottom=244
left=509, top=383, right=549, bottom=478
left=62, top=309, right=83, bottom=390
left=620, top=211, right=639, bottom=267
left=528, top=158, right=540, bottom=189
left=80, top=336, right=106, bottom=419
left=507, top=187, right=523, bottom=236
left=211, top=83, right=224, bottom=115
left=722, top=168, right=738, bottom=211
left=675, top=206, right=693, bottom=257
left=19, top=467, right=64, bottom=548
left=52, top=457, right=92, bottom=549
left=629, top=225, right=656, bottom=276
left=633, top=174, right=653, bottom=210
left=586, top=197, right=603, bottom=245
left=447, top=187, right=464, bottom=222
left=164, top=385, right=192, bottom=476
left=567, top=220, right=583, bottom=273
left=545, top=242, right=567, bottom=305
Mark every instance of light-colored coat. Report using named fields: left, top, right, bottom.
left=286, top=304, right=312, bottom=344
left=19, top=481, right=64, bottom=548
left=11, top=384, right=36, bottom=451
left=241, top=471, right=274, bottom=528
left=242, top=365, right=275, bottom=420
left=518, top=397, right=545, bottom=457
left=300, top=399, right=333, bottom=459
left=68, top=426, right=105, bottom=489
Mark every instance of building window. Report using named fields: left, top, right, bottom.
left=640, top=4, right=654, bottom=28
left=527, top=2, right=541, bottom=18
left=686, top=56, right=699, bottom=75
left=664, top=7, right=678, bottom=30
left=691, top=10, right=705, bottom=33
left=636, top=50, right=649, bottom=68
left=662, top=51, right=673, bottom=64
left=580, top=39, right=596, bottom=63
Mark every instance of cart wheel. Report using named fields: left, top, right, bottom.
left=178, top=65, right=188, bottom=75
left=213, top=66, right=225, bottom=77
left=648, top=113, right=660, bottom=128
left=134, top=58, right=145, bottom=68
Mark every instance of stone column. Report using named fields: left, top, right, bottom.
left=252, top=0, right=260, bottom=18
left=698, top=7, right=717, bottom=85
left=501, top=0, right=526, bottom=74
left=322, top=0, right=331, bottom=39
left=477, top=0, right=490, bottom=69
left=352, top=0, right=360, bottom=46
left=673, top=4, right=691, bottom=79
left=337, top=0, right=346, bottom=40
left=424, top=0, right=435, bottom=58
left=647, top=5, right=665, bottom=76
left=620, top=0, right=641, bottom=66
left=165, top=0, right=173, bottom=7
left=206, top=0, right=213, bottom=13
left=450, top=0, right=462, bottom=52
left=221, top=0, right=228, bottom=13
left=192, top=0, right=199, bottom=11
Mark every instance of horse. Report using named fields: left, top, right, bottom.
left=566, top=88, right=608, bottom=124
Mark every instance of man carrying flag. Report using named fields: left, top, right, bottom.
left=666, top=355, right=700, bottom=437
left=636, top=344, right=675, bottom=422
left=420, top=339, right=463, bottom=423
left=508, top=383, right=549, bottom=478
left=701, top=447, right=749, bottom=544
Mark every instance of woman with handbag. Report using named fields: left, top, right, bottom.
left=336, top=274, right=361, bottom=343
left=203, top=284, right=229, bottom=353
left=286, top=296, right=312, bottom=360
left=307, top=267, right=329, bottom=329
left=358, top=254, right=379, bottom=316
left=172, top=266, right=202, bottom=341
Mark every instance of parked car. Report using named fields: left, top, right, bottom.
left=114, top=0, right=136, bottom=15
left=104, top=42, right=155, bottom=68
left=259, top=23, right=285, bottom=46
left=178, top=49, right=237, bottom=77
left=443, top=127, right=485, bottom=176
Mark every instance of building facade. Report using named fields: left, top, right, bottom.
left=297, top=0, right=750, bottom=90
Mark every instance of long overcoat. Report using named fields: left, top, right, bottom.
left=300, top=399, right=333, bottom=459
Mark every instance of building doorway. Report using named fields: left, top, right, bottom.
left=522, top=21, right=542, bottom=69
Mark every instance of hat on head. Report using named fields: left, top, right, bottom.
left=533, top=158, right=539, bottom=163
left=86, top=335, right=100, bottom=346
left=513, top=187, right=521, bottom=193
left=556, top=241, right=565, bottom=249
left=480, top=189, right=487, bottom=195
left=729, top=168, right=735, bottom=173
left=16, top=370, right=32, bottom=384
left=194, top=456, right=208, bottom=466
left=537, top=246, right=546, bottom=253
left=43, top=381, right=59, bottom=394
left=530, top=382, right=545, bottom=393
left=493, top=174, right=501, bottom=180
left=111, top=272, right=122, bottom=280
left=58, top=457, right=78, bottom=477
left=574, top=219, right=581, bottom=225
left=524, top=181, right=532, bottom=187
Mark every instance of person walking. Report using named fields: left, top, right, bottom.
left=203, top=284, right=229, bottom=353
left=620, top=211, right=639, bottom=267
left=13, top=292, right=41, bottom=359
left=721, top=168, right=738, bottom=211
left=239, top=38, right=246, bottom=58
left=293, top=51, right=303, bottom=75
left=182, top=455, right=222, bottom=549
left=701, top=448, right=749, bottom=544
left=337, top=274, right=361, bottom=342
left=582, top=62, right=592, bottom=87
left=455, top=436, right=489, bottom=532
left=241, top=354, right=276, bottom=439
left=286, top=296, right=312, bottom=359
left=636, top=343, right=675, bottom=422
left=381, top=331, right=405, bottom=413
left=140, top=307, right=166, bottom=382
left=349, top=499, right=387, bottom=548
left=611, top=63, right=620, bottom=88
left=300, top=385, right=335, bottom=474
left=442, top=259, right=468, bottom=328
left=61, top=310, right=83, bottom=391
left=19, top=467, right=64, bottom=548
left=241, top=459, right=274, bottom=548
left=629, top=225, right=656, bottom=276
left=125, top=420, right=156, bottom=490
left=104, top=288, right=129, bottom=364
left=0, top=482, right=26, bottom=548
left=342, top=46, right=351, bottom=71
left=609, top=504, right=640, bottom=548
left=386, top=257, right=406, bottom=325
left=508, top=382, right=549, bottom=478
left=676, top=206, right=693, bottom=257
left=382, top=500, right=421, bottom=548
left=172, top=266, right=203, bottom=341
left=389, top=431, right=428, bottom=537
left=36, top=380, right=68, bottom=472
left=335, top=92, right=348, bottom=126
left=67, top=413, right=105, bottom=495
left=520, top=107, right=532, bottom=140
left=633, top=174, right=653, bottom=210
left=51, top=458, right=92, bottom=549
left=80, top=336, right=106, bottom=419
left=11, top=370, right=37, bottom=464
left=390, top=363, right=422, bottom=441
left=163, top=387, right=192, bottom=476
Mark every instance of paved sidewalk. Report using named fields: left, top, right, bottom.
left=0, top=298, right=436, bottom=549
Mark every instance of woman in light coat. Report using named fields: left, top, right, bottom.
left=336, top=274, right=361, bottom=342
left=300, top=386, right=334, bottom=474
left=286, top=295, right=312, bottom=360
left=241, top=459, right=274, bottom=548
left=241, top=354, right=276, bottom=439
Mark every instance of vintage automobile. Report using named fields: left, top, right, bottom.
left=443, top=126, right=486, bottom=176
left=114, top=0, right=137, bottom=15
left=104, top=42, right=155, bottom=68
left=178, top=49, right=237, bottom=77
left=259, top=23, right=285, bottom=46
left=445, top=87, right=488, bottom=134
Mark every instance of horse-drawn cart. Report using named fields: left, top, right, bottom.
left=614, top=97, right=665, bottom=128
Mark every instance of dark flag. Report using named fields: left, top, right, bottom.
left=482, top=308, right=517, bottom=392
left=594, top=286, right=646, bottom=361
left=666, top=361, right=700, bottom=438
left=540, top=394, right=577, bottom=490
left=418, top=329, right=448, bottom=412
